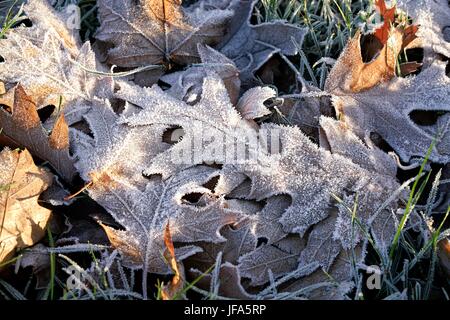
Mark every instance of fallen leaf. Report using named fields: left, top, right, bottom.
left=217, top=0, right=307, bottom=83
left=75, top=74, right=399, bottom=292
left=161, top=223, right=185, bottom=300
left=0, top=0, right=114, bottom=127
left=0, top=148, right=53, bottom=265
left=236, top=86, right=275, bottom=120
left=398, top=0, right=450, bottom=62
left=161, top=44, right=241, bottom=104
left=0, top=85, right=76, bottom=181
left=326, top=29, right=404, bottom=93
left=327, top=58, right=450, bottom=164
left=95, top=0, right=233, bottom=67
left=238, top=236, right=304, bottom=286
left=189, top=262, right=255, bottom=299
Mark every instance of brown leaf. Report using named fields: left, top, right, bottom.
left=0, top=85, right=76, bottom=181
left=0, top=148, right=53, bottom=265
left=402, top=24, right=419, bottom=49
left=99, top=224, right=143, bottom=268
left=399, top=61, right=422, bottom=77
left=0, top=81, right=5, bottom=95
left=95, top=0, right=233, bottom=67
left=326, top=28, right=404, bottom=93
left=161, top=222, right=185, bottom=300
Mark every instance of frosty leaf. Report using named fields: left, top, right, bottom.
left=186, top=222, right=257, bottom=268
left=283, top=248, right=364, bottom=300
left=95, top=0, right=233, bottom=68
left=238, top=236, right=304, bottom=286
left=0, top=85, right=76, bottom=181
left=23, top=0, right=81, bottom=54
left=93, top=169, right=241, bottom=273
left=0, top=148, right=53, bottom=264
left=117, top=75, right=258, bottom=179
left=0, top=0, right=113, bottom=125
left=247, top=195, right=290, bottom=244
left=327, top=60, right=450, bottom=164
left=72, top=98, right=168, bottom=187
left=236, top=86, right=275, bottom=120
left=187, top=195, right=288, bottom=269
left=298, top=213, right=342, bottom=271
left=217, top=0, right=307, bottom=83
left=231, top=123, right=398, bottom=237
left=398, top=0, right=450, bottom=61
left=190, top=262, right=255, bottom=299
left=160, top=44, right=241, bottom=104
left=319, top=117, right=397, bottom=177
left=73, top=100, right=244, bottom=272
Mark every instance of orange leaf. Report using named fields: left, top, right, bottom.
left=374, top=0, right=397, bottom=45
left=161, top=222, right=184, bottom=300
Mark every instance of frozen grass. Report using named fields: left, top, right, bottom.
left=0, top=0, right=449, bottom=300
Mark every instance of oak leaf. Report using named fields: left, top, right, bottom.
left=325, top=29, right=404, bottom=93
left=0, top=85, right=76, bottom=181
left=326, top=22, right=450, bottom=164
left=0, top=0, right=113, bottom=126
left=327, top=58, right=450, bottom=164
left=95, top=0, right=233, bottom=67
left=398, top=0, right=450, bottom=62
left=216, top=0, right=307, bottom=83
left=160, top=44, right=241, bottom=104
left=84, top=74, right=399, bottom=292
left=0, top=148, right=53, bottom=264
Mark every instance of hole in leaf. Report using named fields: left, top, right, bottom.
left=0, top=104, right=11, bottom=113
left=256, top=237, right=268, bottom=248
left=110, top=98, right=126, bottom=114
left=182, top=192, right=204, bottom=205
left=37, top=105, right=56, bottom=123
left=360, top=34, right=383, bottom=63
left=21, top=19, right=32, bottom=28
left=404, top=48, right=424, bottom=63
left=157, top=79, right=171, bottom=91
left=256, top=54, right=299, bottom=93
left=369, top=132, right=395, bottom=154
left=71, top=120, right=93, bottom=138
left=202, top=175, right=220, bottom=193
left=203, top=162, right=223, bottom=170
left=162, top=126, right=184, bottom=144
left=409, top=110, right=448, bottom=126
left=141, top=173, right=163, bottom=183
left=443, top=26, right=450, bottom=42
left=399, top=48, right=424, bottom=77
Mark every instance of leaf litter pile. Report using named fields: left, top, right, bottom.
left=0, top=0, right=449, bottom=300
